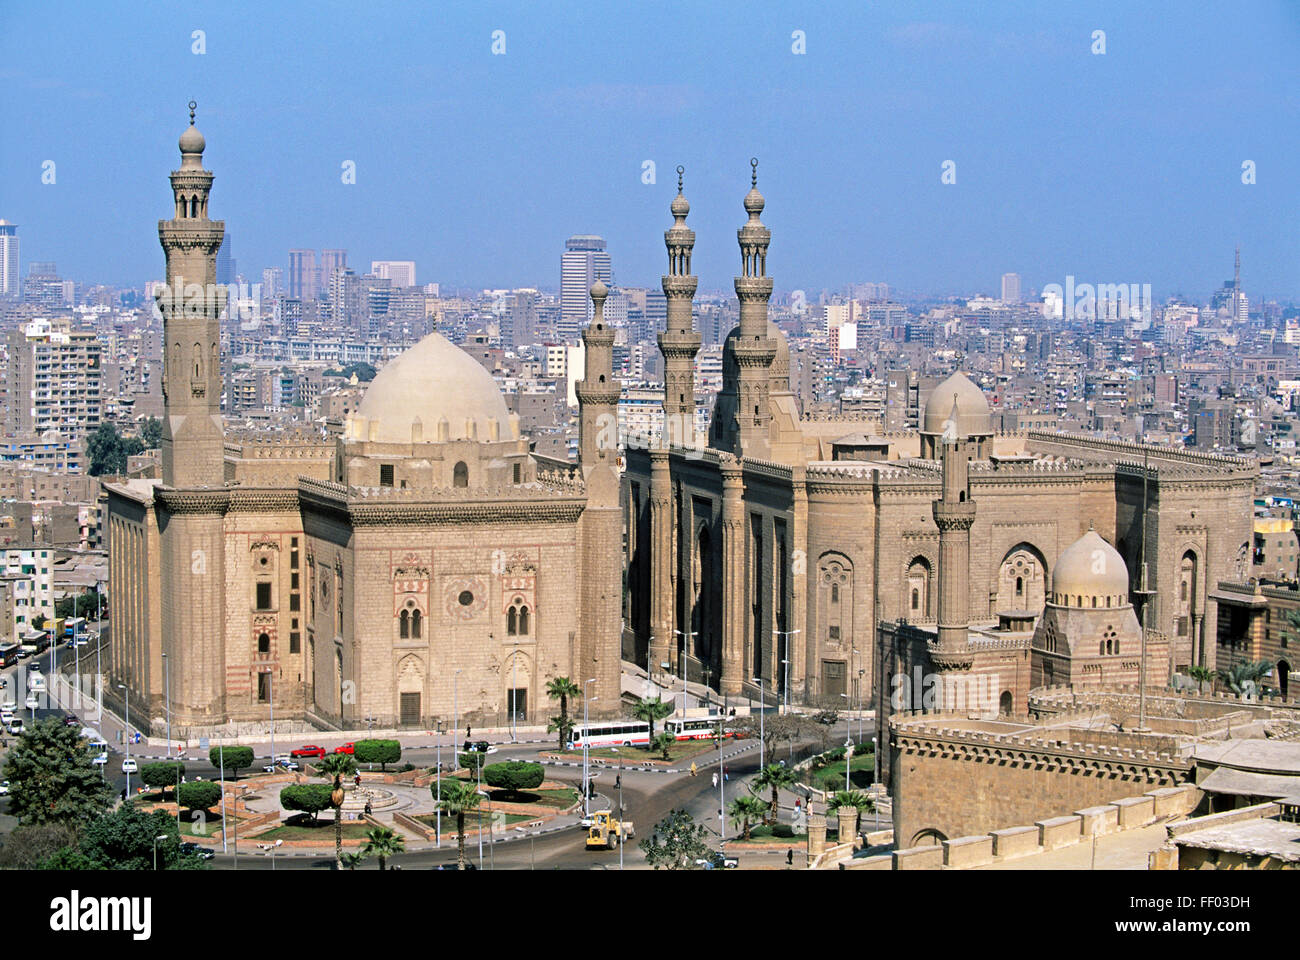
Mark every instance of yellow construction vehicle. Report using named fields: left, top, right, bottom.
left=584, top=810, right=635, bottom=850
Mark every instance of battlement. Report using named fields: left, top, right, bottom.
left=1026, top=429, right=1257, bottom=474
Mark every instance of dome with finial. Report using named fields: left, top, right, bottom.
left=1051, top=524, right=1130, bottom=608
left=179, top=100, right=205, bottom=155
left=921, top=371, right=992, bottom=438
left=590, top=279, right=608, bottom=300
left=743, top=157, right=765, bottom=216
left=670, top=164, right=690, bottom=218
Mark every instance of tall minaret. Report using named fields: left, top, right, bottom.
left=658, top=165, right=700, bottom=447
left=155, top=103, right=229, bottom=727
left=729, top=158, right=777, bottom=457
left=576, top=281, right=622, bottom=714
left=931, top=399, right=977, bottom=668
left=159, top=100, right=226, bottom=488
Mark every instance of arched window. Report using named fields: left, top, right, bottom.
left=507, top=597, right=531, bottom=636
left=411, top=609, right=422, bottom=639
left=1099, top=641, right=1105, bottom=656
left=911, top=588, right=919, bottom=611
left=1015, top=576, right=1024, bottom=598
left=831, top=583, right=839, bottom=605
left=453, top=461, right=468, bottom=487
left=1181, top=581, right=1188, bottom=601
left=507, top=606, right=517, bottom=635
left=399, top=609, right=410, bottom=638
left=258, top=633, right=270, bottom=654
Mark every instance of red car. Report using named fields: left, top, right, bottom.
left=290, top=744, right=327, bottom=759
left=334, top=742, right=355, bottom=755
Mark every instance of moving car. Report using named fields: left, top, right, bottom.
left=262, top=756, right=300, bottom=772
left=7, top=718, right=23, bottom=734
left=0, top=780, right=9, bottom=795
left=121, top=758, right=138, bottom=774
left=180, top=842, right=215, bottom=860
left=333, top=742, right=355, bottom=754
left=695, top=852, right=739, bottom=869
left=462, top=740, right=497, bottom=754
left=290, top=744, right=327, bottom=759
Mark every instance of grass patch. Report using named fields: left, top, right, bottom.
left=523, top=787, right=581, bottom=808
left=177, top=812, right=251, bottom=837
left=586, top=739, right=720, bottom=764
left=805, top=744, right=876, bottom=793
left=257, top=818, right=374, bottom=841
left=731, top=823, right=797, bottom=843
left=414, top=811, right=533, bottom=829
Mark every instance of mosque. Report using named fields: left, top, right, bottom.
left=105, top=109, right=623, bottom=733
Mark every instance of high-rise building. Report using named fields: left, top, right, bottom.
left=216, top=234, right=236, bottom=286
left=261, top=266, right=283, bottom=301
left=0, top=221, right=18, bottom=297
left=370, top=260, right=416, bottom=288
left=560, top=235, right=611, bottom=342
left=22, top=262, right=65, bottom=308
left=320, top=249, right=348, bottom=297
left=288, top=249, right=316, bottom=300
left=3, top=318, right=102, bottom=443
left=1001, top=273, right=1022, bottom=303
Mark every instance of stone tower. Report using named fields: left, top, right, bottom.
left=658, top=165, right=700, bottom=446
left=931, top=401, right=977, bottom=669
left=715, top=159, right=777, bottom=458
left=576, top=281, right=622, bottom=712
left=155, top=103, right=229, bottom=724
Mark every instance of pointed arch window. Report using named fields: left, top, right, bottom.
left=454, top=461, right=468, bottom=487
left=507, top=597, right=532, bottom=636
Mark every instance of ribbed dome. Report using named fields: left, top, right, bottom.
left=354, top=332, right=511, bottom=443
left=1051, top=528, right=1130, bottom=607
left=671, top=192, right=690, bottom=217
left=921, top=371, right=992, bottom=437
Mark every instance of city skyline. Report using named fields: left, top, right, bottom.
left=0, top=1, right=1297, bottom=299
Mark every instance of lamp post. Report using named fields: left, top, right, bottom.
left=162, top=651, right=178, bottom=834
left=96, top=580, right=104, bottom=723
left=844, top=737, right=853, bottom=793
left=870, top=735, right=879, bottom=830
left=477, top=755, right=484, bottom=870
left=509, top=633, right=518, bottom=743
left=611, top=748, right=624, bottom=870
left=774, top=629, right=800, bottom=713
left=673, top=630, right=698, bottom=717
left=268, top=667, right=275, bottom=771
left=583, top=679, right=597, bottom=817
left=74, top=590, right=81, bottom=709
left=453, top=669, right=462, bottom=752
left=436, top=722, right=444, bottom=849
left=753, top=676, right=765, bottom=769
left=218, top=745, right=228, bottom=855
left=118, top=682, right=131, bottom=797
left=153, top=834, right=168, bottom=870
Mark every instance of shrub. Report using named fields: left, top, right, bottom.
left=354, top=739, right=402, bottom=771
left=483, top=761, right=544, bottom=797
left=279, top=783, right=334, bottom=823
left=139, top=761, right=186, bottom=795
left=208, top=746, right=254, bottom=779
left=177, top=781, right=222, bottom=814
left=458, top=752, right=486, bottom=774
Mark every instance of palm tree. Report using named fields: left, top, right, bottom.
left=360, top=825, right=404, bottom=871
left=316, top=752, right=357, bottom=870
left=632, top=696, right=674, bottom=752
left=1218, top=660, right=1273, bottom=696
left=727, top=796, right=769, bottom=840
left=1186, top=665, right=1214, bottom=695
left=651, top=730, right=676, bottom=761
left=546, top=677, right=582, bottom=751
left=827, top=789, right=873, bottom=813
left=341, top=851, right=366, bottom=871
left=435, top=779, right=482, bottom=871
left=751, top=763, right=799, bottom=825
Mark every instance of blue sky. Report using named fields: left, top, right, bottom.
left=1, top=0, right=1298, bottom=301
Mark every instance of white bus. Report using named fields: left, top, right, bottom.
left=567, top=720, right=651, bottom=750
left=664, top=714, right=734, bottom=741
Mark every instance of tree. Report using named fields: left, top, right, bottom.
left=0, top=822, right=80, bottom=869
left=353, top=738, right=401, bottom=771
left=827, top=789, right=873, bottom=813
left=139, top=761, right=186, bottom=798
left=639, top=810, right=711, bottom=869
left=1218, top=660, right=1273, bottom=697
left=341, top=851, right=366, bottom=871
left=727, top=796, right=769, bottom=841
left=177, top=781, right=222, bottom=818
left=361, top=825, right=404, bottom=870
left=483, top=761, right=544, bottom=799
left=72, top=805, right=195, bottom=871
left=208, top=746, right=254, bottom=781
left=546, top=677, right=582, bottom=751
left=434, top=779, right=482, bottom=871
left=751, top=763, right=799, bottom=825
left=632, top=696, right=674, bottom=751
left=86, top=423, right=128, bottom=476
left=730, top=713, right=820, bottom=758
left=279, top=783, right=335, bottom=824
left=55, top=590, right=99, bottom=622
left=141, top=417, right=163, bottom=449
left=1, top=716, right=113, bottom=825
left=458, top=751, right=486, bottom=775
left=1187, top=665, right=1215, bottom=695
left=651, top=730, right=676, bottom=761
left=315, top=752, right=357, bottom=869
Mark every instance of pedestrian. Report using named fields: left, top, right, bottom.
left=711, top=772, right=718, bottom=789
left=786, top=849, right=794, bottom=866
left=466, top=725, right=471, bottom=741
left=724, top=766, right=729, bottom=782
left=614, top=773, right=621, bottom=790
left=689, top=762, right=697, bottom=777
left=364, top=800, right=372, bottom=815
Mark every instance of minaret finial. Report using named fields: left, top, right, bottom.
left=750, top=156, right=758, bottom=187
left=676, top=164, right=684, bottom=193
left=188, top=99, right=197, bottom=125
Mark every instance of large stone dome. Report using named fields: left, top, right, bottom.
left=921, top=371, right=992, bottom=438
left=354, top=332, right=511, bottom=443
left=1051, top=528, right=1130, bottom=608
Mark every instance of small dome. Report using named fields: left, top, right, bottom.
left=179, top=124, right=205, bottom=156
left=590, top=279, right=608, bottom=300
left=354, top=332, right=511, bottom=444
left=921, top=371, right=991, bottom=438
left=1052, top=528, right=1130, bottom=607
left=671, top=192, right=690, bottom=217
left=743, top=186, right=765, bottom=216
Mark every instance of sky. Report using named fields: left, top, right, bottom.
left=1, top=0, right=1298, bottom=302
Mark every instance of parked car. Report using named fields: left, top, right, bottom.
left=695, top=852, right=739, bottom=870
left=180, top=842, right=215, bottom=861
left=7, top=718, right=23, bottom=734
left=462, top=740, right=497, bottom=754
left=0, top=676, right=7, bottom=689
left=63, top=714, right=79, bottom=727
left=121, top=758, right=138, bottom=774
left=262, top=756, right=299, bottom=772
left=334, top=742, right=355, bottom=754
left=0, top=709, right=13, bottom=725
left=290, top=745, right=327, bottom=759
left=0, top=780, right=9, bottom=795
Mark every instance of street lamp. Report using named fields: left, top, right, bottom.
left=268, top=667, right=275, bottom=771
left=162, top=651, right=178, bottom=834
left=152, top=834, right=168, bottom=871
left=95, top=580, right=104, bottom=723
left=870, top=735, right=879, bottom=830
left=844, top=737, right=853, bottom=794
left=610, top=747, right=624, bottom=871
left=774, top=628, right=800, bottom=713
left=435, top=722, right=444, bottom=849
left=118, top=683, right=132, bottom=796
left=673, top=630, right=698, bottom=717
left=583, top=678, right=597, bottom=817
left=453, top=669, right=462, bottom=749
left=752, top=677, right=765, bottom=769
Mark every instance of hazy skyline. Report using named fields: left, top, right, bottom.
left=1, top=1, right=1298, bottom=300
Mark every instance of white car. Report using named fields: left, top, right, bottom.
left=121, top=758, right=138, bottom=774
left=262, top=756, right=299, bottom=772
left=24, top=696, right=39, bottom=711
left=7, top=718, right=23, bottom=734
left=0, top=780, right=9, bottom=795
left=0, top=710, right=13, bottom=726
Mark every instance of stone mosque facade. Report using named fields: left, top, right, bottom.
left=623, top=166, right=1257, bottom=718
left=105, top=112, right=624, bottom=733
